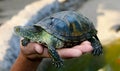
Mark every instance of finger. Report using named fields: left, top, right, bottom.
left=39, top=47, right=50, bottom=58
left=20, top=42, right=44, bottom=55
left=57, top=41, right=93, bottom=59
left=73, top=41, right=93, bottom=53
left=57, top=48, right=82, bottom=59
left=81, top=41, right=91, bottom=45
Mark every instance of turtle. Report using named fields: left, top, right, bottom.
left=14, top=11, right=102, bottom=68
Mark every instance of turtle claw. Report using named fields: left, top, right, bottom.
left=21, top=38, right=30, bottom=46
left=52, top=60, right=64, bottom=68
left=92, top=46, right=102, bottom=56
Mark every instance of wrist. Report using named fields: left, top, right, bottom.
left=10, top=52, right=42, bottom=71
left=19, top=52, right=42, bottom=63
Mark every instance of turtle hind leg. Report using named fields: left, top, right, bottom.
left=88, top=36, right=103, bottom=56
left=48, top=46, right=64, bottom=68
left=21, top=38, right=30, bottom=46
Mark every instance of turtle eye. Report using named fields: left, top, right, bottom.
left=14, top=26, right=21, bottom=32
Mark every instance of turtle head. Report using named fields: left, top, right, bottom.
left=14, top=26, right=28, bottom=38
left=14, top=26, right=31, bottom=46
left=14, top=26, right=22, bottom=34
left=14, top=26, right=25, bottom=35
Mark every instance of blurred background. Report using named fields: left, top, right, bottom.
left=0, top=0, right=120, bottom=71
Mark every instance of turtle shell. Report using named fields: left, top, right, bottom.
left=34, top=11, right=97, bottom=42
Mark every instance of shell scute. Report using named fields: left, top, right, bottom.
left=34, top=11, right=96, bottom=41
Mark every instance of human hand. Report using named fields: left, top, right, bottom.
left=20, top=41, right=93, bottom=61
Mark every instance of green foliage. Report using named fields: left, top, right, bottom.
left=102, top=39, right=120, bottom=71
left=45, top=54, right=105, bottom=71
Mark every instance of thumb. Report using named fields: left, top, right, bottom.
left=34, top=44, right=44, bottom=54
left=21, top=43, right=44, bottom=55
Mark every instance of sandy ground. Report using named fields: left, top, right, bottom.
left=0, top=0, right=37, bottom=25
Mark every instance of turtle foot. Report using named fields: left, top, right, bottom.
left=92, top=46, right=103, bottom=56
left=88, top=36, right=103, bottom=56
left=21, top=38, right=30, bottom=46
left=52, top=60, right=64, bottom=68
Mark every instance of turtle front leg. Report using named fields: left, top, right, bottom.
left=88, top=36, right=103, bottom=56
left=21, top=38, right=30, bottom=46
left=48, top=46, right=63, bottom=68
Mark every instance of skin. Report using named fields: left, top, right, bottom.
left=10, top=41, right=93, bottom=71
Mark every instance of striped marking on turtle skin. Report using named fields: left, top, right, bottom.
left=48, top=46, right=64, bottom=68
